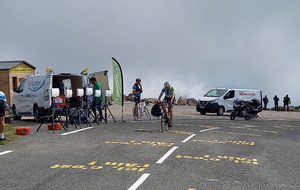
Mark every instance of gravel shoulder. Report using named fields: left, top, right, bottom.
left=10, top=101, right=300, bottom=127
left=110, top=102, right=300, bottom=121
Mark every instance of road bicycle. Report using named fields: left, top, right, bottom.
left=132, top=101, right=151, bottom=121
left=161, top=102, right=171, bottom=132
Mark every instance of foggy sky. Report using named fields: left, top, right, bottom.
left=1, top=0, right=300, bottom=106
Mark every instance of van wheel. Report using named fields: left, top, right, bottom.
left=217, top=107, right=224, bottom=116
left=12, top=105, right=22, bottom=120
left=33, top=105, right=41, bottom=122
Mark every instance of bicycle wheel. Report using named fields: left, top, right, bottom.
left=161, top=113, right=168, bottom=132
left=142, top=107, right=151, bottom=121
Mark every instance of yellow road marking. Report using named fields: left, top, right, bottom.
left=193, top=139, right=255, bottom=145
left=177, top=124, right=216, bottom=129
left=136, top=128, right=194, bottom=135
left=234, top=126, right=278, bottom=134
left=208, top=131, right=261, bottom=137
left=88, top=161, right=97, bottom=165
left=50, top=161, right=150, bottom=172
left=105, top=162, right=150, bottom=172
left=176, top=154, right=258, bottom=165
left=272, top=124, right=300, bottom=131
left=105, top=140, right=175, bottom=147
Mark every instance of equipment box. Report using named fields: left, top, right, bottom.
left=48, top=123, right=63, bottom=130
left=16, top=127, right=31, bottom=135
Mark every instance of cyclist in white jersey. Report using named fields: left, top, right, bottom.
left=157, top=81, right=175, bottom=127
left=0, top=90, right=7, bottom=141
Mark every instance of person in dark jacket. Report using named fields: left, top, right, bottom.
left=273, top=95, right=279, bottom=111
left=282, top=94, right=291, bottom=111
left=151, top=102, right=162, bottom=117
left=262, top=95, right=269, bottom=110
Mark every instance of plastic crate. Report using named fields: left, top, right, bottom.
left=47, top=123, right=63, bottom=130
left=16, top=127, right=31, bottom=135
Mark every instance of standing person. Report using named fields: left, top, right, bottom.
left=273, top=95, right=279, bottom=111
left=132, top=78, right=143, bottom=120
left=262, top=95, right=269, bottom=110
left=282, top=94, right=291, bottom=111
left=89, top=77, right=104, bottom=122
left=0, top=90, right=7, bottom=141
left=158, top=81, right=175, bottom=128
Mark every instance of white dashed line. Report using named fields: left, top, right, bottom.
left=0, top=150, right=13, bottom=156
left=128, top=173, right=150, bottom=190
left=199, top=128, right=219, bottom=133
left=156, top=146, right=178, bottom=164
left=182, top=134, right=196, bottom=143
left=61, top=127, right=93, bottom=135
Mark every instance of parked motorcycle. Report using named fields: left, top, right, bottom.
left=230, top=99, right=261, bottom=120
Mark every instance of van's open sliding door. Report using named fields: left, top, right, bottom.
left=44, top=71, right=53, bottom=109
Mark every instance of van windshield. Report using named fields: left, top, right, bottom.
left=204, top=89, right=227, bottom=97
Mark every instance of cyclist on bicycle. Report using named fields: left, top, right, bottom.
left=157, top=81, right=175, bottom=127
left=132, top=78, right=143, bottom=120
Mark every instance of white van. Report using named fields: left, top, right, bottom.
left=12, top=70, right=110, bottom=121
left=196, top=88, right=262, bottom=115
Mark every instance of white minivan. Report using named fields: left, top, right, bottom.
left=196, top=88, right=262, bottom=115
left=12, top=70, right=109, bottom=121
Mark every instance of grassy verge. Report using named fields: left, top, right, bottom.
left=0, top=123, right=20, bottom=145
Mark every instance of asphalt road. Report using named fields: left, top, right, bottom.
left=0, top=116, right=300, bottom=190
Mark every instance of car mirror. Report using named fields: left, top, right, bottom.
left=13, top=88, right=22, bottom=93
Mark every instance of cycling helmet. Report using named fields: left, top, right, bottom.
left=164, top=81, right=171, bottom=87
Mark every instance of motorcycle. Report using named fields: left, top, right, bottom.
left=230, top=99, right=261, bottom=120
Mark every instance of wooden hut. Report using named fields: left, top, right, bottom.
left=0, top=60, right=36, bottom=106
